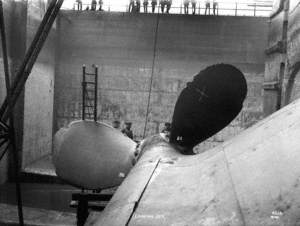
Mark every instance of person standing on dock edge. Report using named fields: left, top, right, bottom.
left=91, top=0, right=97, bottom=10
left=213, top=0, right=218, bottom=15
left=98, top=0, right=103, bottom=10
left=136, top=0, right=141, bottom=12
left=143, top=0, right=149, bottom=12
left=191, top=0, right=196, bottom=14
left=205, top=0, right=210, bottom=14
left=184, top=0, right=189, bottom=14
left=151, top=0, right=157, bottom=12
left=76, top=0, right=82, bottom=10
left=129, top=0, right=135, bottom=12
left=160, top=0, right=165, bottom=13
left=166, top=0, right=172, bottom=13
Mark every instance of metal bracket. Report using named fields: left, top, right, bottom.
left=265, top=41, right=286, bottom=55
left=0, top=120, right=9, bottom=132
left=263, top=81, right=279, bottom=90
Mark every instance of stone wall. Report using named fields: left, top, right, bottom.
left=55, top=11, right=268, bottom=152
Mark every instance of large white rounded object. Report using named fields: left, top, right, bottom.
left=53, top=120, right=137, bottom=189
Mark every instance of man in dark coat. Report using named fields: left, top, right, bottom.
left=122, top=122, right=134, bottom=139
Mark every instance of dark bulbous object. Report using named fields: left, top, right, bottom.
left=170, top=64, right=247, bottom=153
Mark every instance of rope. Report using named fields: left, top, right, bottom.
left=143, top=13, right=160, bottom=138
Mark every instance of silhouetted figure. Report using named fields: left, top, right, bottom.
left=166, top=0, right=172, bottom=13
left=205, top=0, right=210, bottom=15
left=170, top=64, right=247, bottom=154
left=76, top=0, right=82, bottom=10
left=91, top=0, right=97, bottom=10
left=183, top=0, right=189, bottom=14
left=161, top=122, right=171, bottom=139
left=98, top=0, right=103, bottom=10
left=143, top=0, right=148, bottom=12
left=213, top=0, right=218, bottom=15
left=160, top=0, right=165, bottom=13
left=136, top=0, right=141, bottom=12
left=191, top=0, right=196, bottom=14
left=122, top=122, right=134, bottom=139
left=129, top=0, right=135, bottom=12
left=151, top=0, right=157, bottom=12
left=112, top=120, right=121, bottom=130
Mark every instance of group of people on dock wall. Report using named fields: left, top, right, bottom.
left=129, top=0, right=173, bottom=13
left=75, top=0, right=218, bottom=15
left=75, top=0, right=104, bottom=11
left=129, top=0, right=218, bottom=15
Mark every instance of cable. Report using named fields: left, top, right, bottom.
left=142, top=13, right=160, bottom=138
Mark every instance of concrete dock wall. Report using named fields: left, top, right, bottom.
left=0, top=0, right=55, bottom=183
left=263, top=0, right=300, bottom=117
left=286, top=2, right=300, bottom=103
left=22, top=0, right=56, bottom=168
left=55, top=11, right=268, bottom=151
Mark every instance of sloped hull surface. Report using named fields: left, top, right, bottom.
left=88, top=99, right=300, bottom=225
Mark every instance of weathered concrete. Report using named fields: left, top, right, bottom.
left=264, top=0, right=300, bottom=113
left=263, top=0, right=287, bottom=117
left=0, top=0, right=56, bottom=183
left=55, top=11, right=268, bottom=152
left=285, top=1, right=300, bottom=103
left=22, top=0, right=56, bottom=168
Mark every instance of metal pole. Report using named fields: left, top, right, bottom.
left=180, top=1, right=182, bottom=14
left=94, top=66, right=98, bottom=122
left=0, top=137, right=8, bottom=149
left=0, top=0, right=64, bottom=123
left=235, top=2, right=237, bottom=16
left=0, top=0, right=57, bottom=117
left=254, top=3, right=256, bottom=16
left=0, top=1, right=24, bottom=225
left=143, top=14, right=160, bottom=138
left=0, top=141, right=9, bottom=162
left=82, top=65, right=86, bottom=120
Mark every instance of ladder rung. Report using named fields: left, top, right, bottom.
left=84, top=82, right=96, bottom=85
left=85, top=72, right=96, bottom=76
